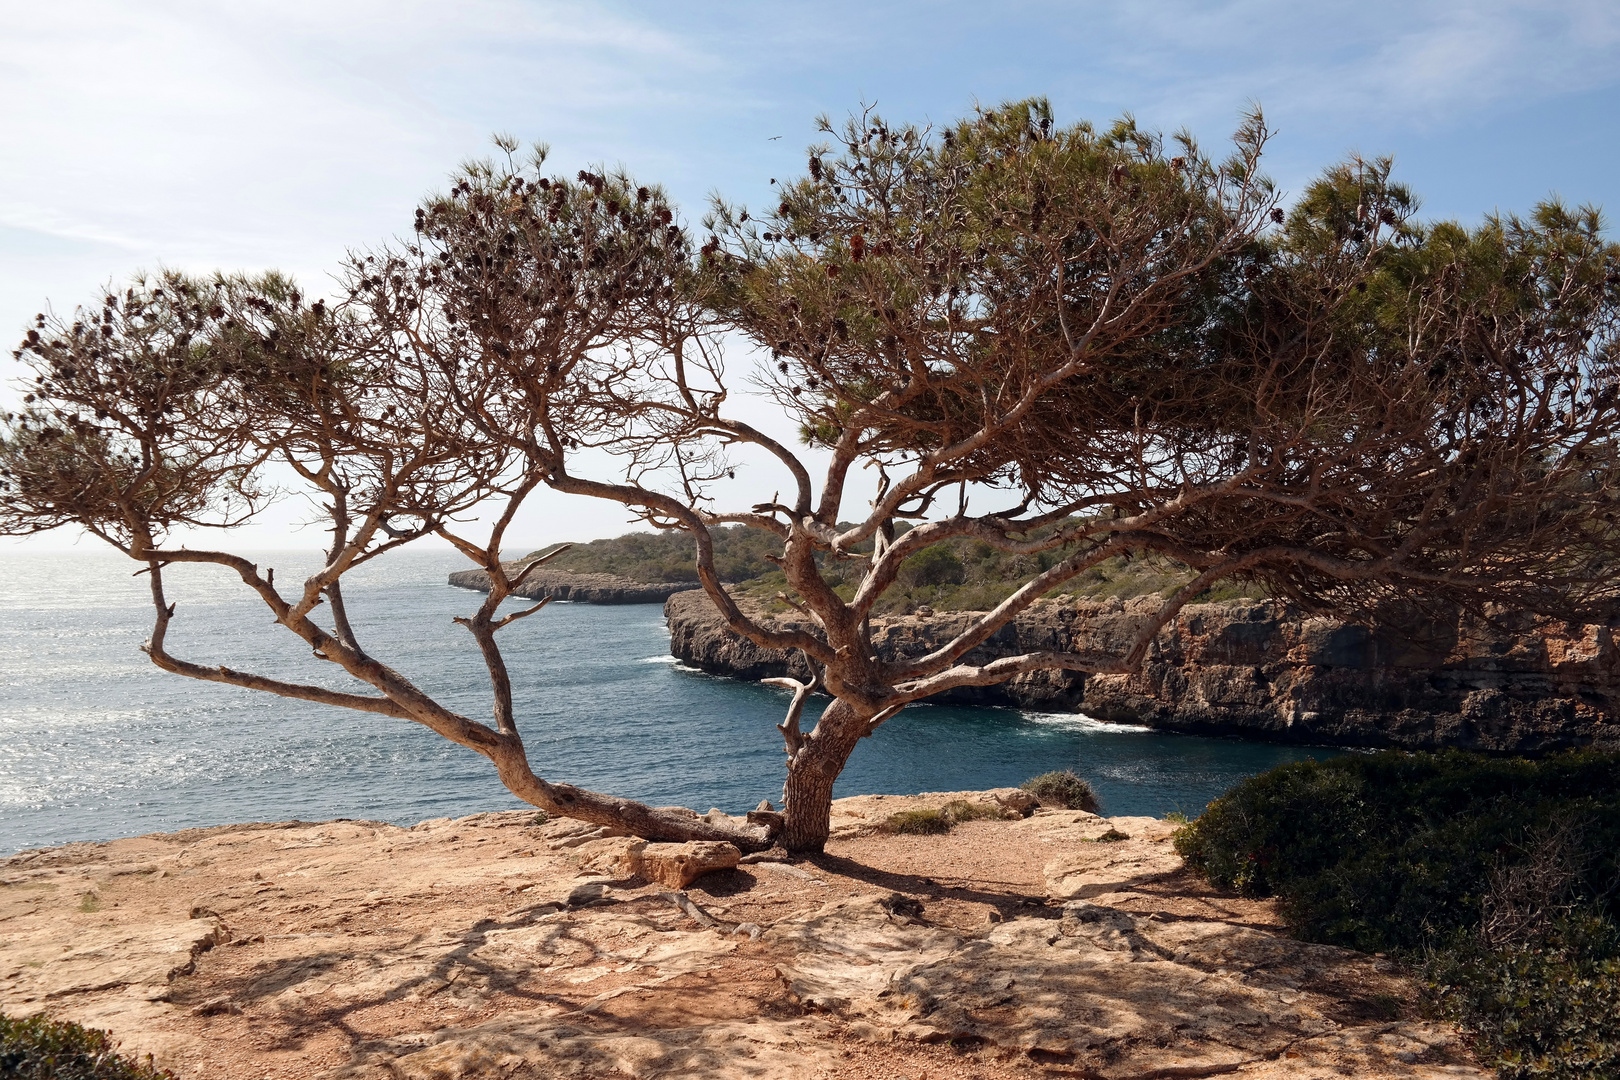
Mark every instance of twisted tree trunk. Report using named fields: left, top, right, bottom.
left=779, top=698, right=872, bottom=852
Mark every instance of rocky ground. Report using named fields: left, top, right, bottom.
left=1, top=792, right=1485, bottom=1079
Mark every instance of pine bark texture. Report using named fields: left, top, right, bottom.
left=779, top=699, right=871, bottom=852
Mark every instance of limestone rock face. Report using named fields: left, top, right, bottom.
left=574, top=835, right=648, bottom=880
left=665, top=589, right=1620, bottom=753
left=569, top=835, right=741, bottom=888
left=638, top=841, right=741, bottom=889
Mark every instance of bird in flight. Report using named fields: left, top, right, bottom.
left=768, top=135, right=782, bottom=141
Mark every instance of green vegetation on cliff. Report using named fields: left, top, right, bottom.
left=525, top=526, right=779, bottom=584
left=529, top=526, right=1267, bottom=613
left=1175, top=751, right=1620, bottom=1079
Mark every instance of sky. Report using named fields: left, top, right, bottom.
left=3, top=0, right=1618, bottom=552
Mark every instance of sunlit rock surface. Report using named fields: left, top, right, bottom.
left=2, top=796, right=1484, bottom=1078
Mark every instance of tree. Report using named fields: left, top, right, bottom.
left=0, top=252, right=770, bottom=850
left=393, top=101, right=1620, bottom=849
left=5, top=104, right=1619, bottom=853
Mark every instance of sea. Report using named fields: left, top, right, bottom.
left=0, top=549, right=1342, bottom=854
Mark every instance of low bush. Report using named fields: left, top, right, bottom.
left=1426, top=915, right=1620, bottom=1080
left=1173, top=750, right=1620, bottom=1079
left=0, top=1012, right=176, bottom=1079
left=883, top=807, right=952, bottom=834
left=1021, top=770, right=1100, bottom=812
left=1173, top=750, right=1620, bottom=949
left=882, top=799, right=1005, bottom=835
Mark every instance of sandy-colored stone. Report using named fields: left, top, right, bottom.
left=0, top=797, right=1486, bottom=1080
left=767, top=887, right=1469, bottom=1079
left=325, top=1015, right=844, bottom=1079
left=573, top=835, right=648, bottom=879
left=7, top=917, right=230, bottom=1002
left=638, top=840, right=741, bottom=889
left=1037, top=814, right=1186, bottom=899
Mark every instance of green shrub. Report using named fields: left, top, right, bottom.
left=1173, top=750, right=1620, bottom=1079
left=883, top=808, right=952, bottom=834
left=899, top=545, right=966, bottom=588
left=1021, top=770, right=1100, bottom=812
left=0, top=1012, right=176, bottom=1079
left=529, top=519, right=1272, bottom=615
left=882, top=799, right=1004, bottom=835
left=735, top=527, right=1257, bottom=616
left=1426, top=915, right=1620, bottom=1080
left=1172, top=750, right=1620, bottom=951
left=524, top=525, right=781, bottom=584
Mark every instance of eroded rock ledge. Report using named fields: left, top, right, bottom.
left=449, top=567, right=692, bottom=605
left=665, top=589, right=1620, bottom=754
left=0, top=797, right=1485, bottom=1079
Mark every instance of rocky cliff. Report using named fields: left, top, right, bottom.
left=449, top=567, right=693, bottom=605
left=665, top=590, right=1620, bottom=754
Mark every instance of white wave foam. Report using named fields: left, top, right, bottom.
left=1020, top=710, right=1155, bottom=734
left=640, top=654, right=707, bottom=674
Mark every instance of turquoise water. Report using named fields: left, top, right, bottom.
left=0, top=550, right=1340, bottom=853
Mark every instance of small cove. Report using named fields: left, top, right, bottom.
left=0, top=550, right=1340, bottom=853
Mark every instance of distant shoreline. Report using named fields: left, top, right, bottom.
left=448, top=566, right=692, bottom=605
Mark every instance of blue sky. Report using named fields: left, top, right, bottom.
left=3, top=0, right=1618, bottom=550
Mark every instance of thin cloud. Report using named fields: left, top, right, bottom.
left=1069, top=0, right=1620, bottom=126
left=0, top=0, right=733, bottom=264
left=4, top=0, right=1615, bottom=549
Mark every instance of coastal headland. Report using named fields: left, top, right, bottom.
left=449, top=567, right=1620, bottom=754
left=448, top=567, right=691, bottom=605
left=0, top=792, right=1484, bottom=1078
left=664, top=589, right=1620, bottom=754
